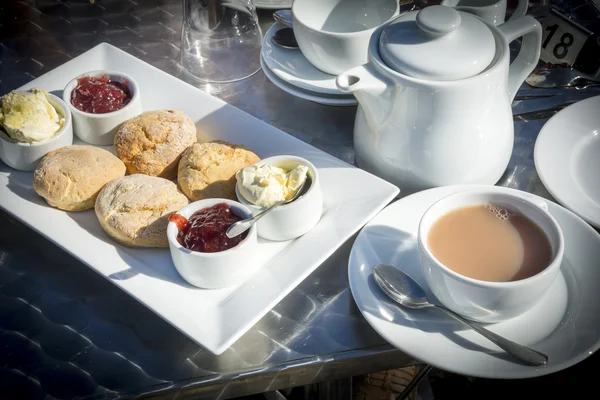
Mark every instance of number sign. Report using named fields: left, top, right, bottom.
left=539, top=9, right=590, bottom=66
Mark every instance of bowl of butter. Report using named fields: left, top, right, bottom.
left=0, top=88, right=73, bottom=171
left=235, top=155, right=323, bottom=241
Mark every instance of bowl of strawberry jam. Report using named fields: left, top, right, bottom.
left=167, top=199, right=258, bottom=289
left=63, top=70, right=142, bottom=145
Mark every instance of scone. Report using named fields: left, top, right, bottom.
left=178, top=141, right=260, bottom=201
left=95, top=174, right=189, bottom=248
left=33, top=145, right=126, bottom=211
left=114, top=110, right=197, bottom=179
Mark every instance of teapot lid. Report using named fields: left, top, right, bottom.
left=379, top=6, right=495, bottom=81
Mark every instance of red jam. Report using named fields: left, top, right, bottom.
left=169, top=203, right=247, bottom=253
left=71, top=75, right=131, bottom=114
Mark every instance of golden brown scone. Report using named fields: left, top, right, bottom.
left=95, top=174, right=189, bottom=248
left=114, top=110, right=197, bottom=179
left=178, top=141, right=260, bottom=201
left=33, top=145, right=126, bottom=211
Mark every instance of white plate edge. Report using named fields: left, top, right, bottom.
left=534, top=95, right=600, bottom=229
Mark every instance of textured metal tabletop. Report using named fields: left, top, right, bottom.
left=1, top=1, right=600, bottom=399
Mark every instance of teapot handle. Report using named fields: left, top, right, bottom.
left=499, top=15, right=542, bottom=102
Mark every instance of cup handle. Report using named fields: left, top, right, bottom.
left=507, top=0, right=529, bottom=22
left=498, top=15, right=542, bottom=102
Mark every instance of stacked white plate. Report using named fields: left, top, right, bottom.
left=261, top=22, right=358, bottom=106
left=256, top=0, right=292, bottom=9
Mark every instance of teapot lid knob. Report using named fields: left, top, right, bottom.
left=416, top=6, right=461, bottom=38
left=378, top=5, right=496, bottom=81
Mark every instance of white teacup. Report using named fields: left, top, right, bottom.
left=292, top=0, right=399, bottom=76
left=441, top=0, right=528, bottom=26
left=418, top=188, right=564, bottom=323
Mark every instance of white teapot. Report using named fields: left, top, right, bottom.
left=336, top=5, right=541, bottom=194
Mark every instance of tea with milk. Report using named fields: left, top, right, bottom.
left=427, top=204, right=552, bottom=282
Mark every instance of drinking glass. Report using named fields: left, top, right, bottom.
left=181, top=0, right=263, bottom=83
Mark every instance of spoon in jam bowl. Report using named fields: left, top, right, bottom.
left=226, top=179, right=307, bottom=239
left=373, top=264, right=549, bottom=366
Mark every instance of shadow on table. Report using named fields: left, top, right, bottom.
left=0, top=212, right=214, bottom=392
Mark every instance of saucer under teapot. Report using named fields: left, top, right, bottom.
left=337, top=5, right=542, bottom=194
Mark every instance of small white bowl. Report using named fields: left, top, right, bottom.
left=235, top=155, right=323, bottom=241
left=167, top=198, right=258, bottom=289
left=63, top=70, right=142, bottom=145
left=0, top=92, right=73, bottom=171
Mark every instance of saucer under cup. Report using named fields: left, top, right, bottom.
left=260, top=54, right=357, bottom=106
left=348, top=185, right=600, bottom=378
left=262, top=22, right=353, bottom=96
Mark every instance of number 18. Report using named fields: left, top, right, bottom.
left=543, top=24, right=574, bottom=60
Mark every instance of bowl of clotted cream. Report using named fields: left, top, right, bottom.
left=235, top=155, right=323, bottom=241
left=0, top=88, right=73, bottom=171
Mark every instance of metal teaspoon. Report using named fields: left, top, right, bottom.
left=373, top=264, right=549, bottom=366
left=526, top=67, right=600, bottom=89
left=271, top=28, right=299, bottom=49
left=271, top=10, right=298, bottom=49
left=225, top=180, right=307, bottom=239
left=273, top=9, right=293, bottom=27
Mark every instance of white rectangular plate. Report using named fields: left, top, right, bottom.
left=0, top=43, right=399, bottom=354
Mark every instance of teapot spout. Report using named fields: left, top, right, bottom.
left=336, top=64, right=396, bottom=133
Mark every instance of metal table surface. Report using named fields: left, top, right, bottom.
left=1, top=1, right=599, bottom=399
